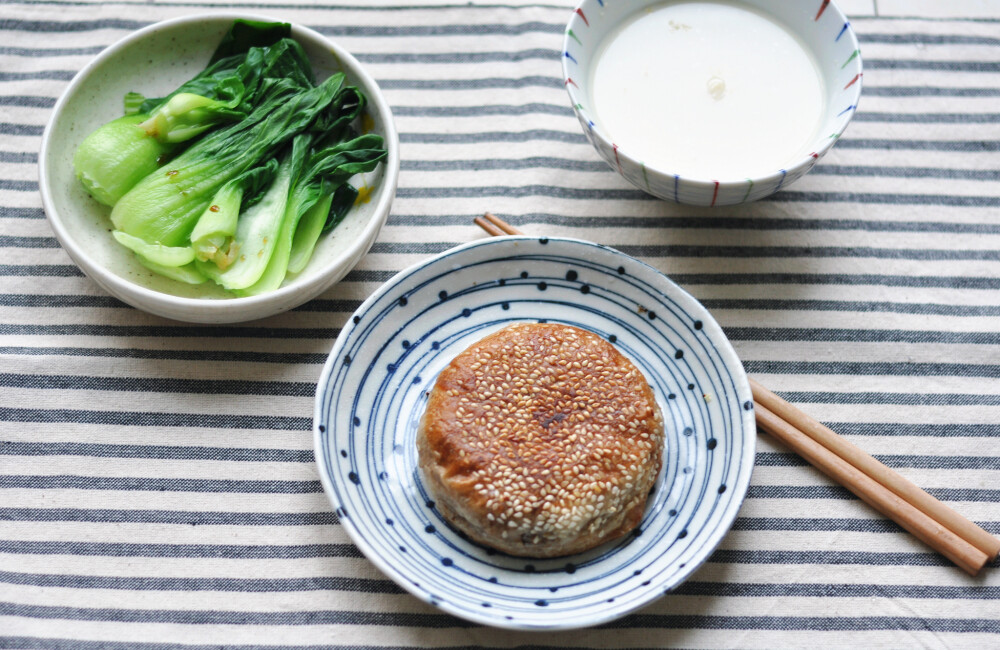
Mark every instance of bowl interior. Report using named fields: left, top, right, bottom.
left=41, top=15, right=395, bottom=308
left=563, top=0, right=862, bottom=188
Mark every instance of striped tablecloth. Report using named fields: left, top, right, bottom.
left=2, top=0, right=999, bottom=647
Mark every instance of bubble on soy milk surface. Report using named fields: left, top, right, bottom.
left=589, top=0, right=826, bottom=180
left=706, top=76, right=726, bottom=101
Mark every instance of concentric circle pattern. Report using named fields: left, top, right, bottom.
left=314, top=237, right=756, bottom=629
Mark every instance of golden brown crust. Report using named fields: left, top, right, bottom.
left=416, top=322, right=664, bottom=557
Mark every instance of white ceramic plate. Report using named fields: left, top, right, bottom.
left=313, top=237, right=756, bottom=630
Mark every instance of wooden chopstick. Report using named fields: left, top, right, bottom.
left=474, top=212, right=524, bottom=236
left=472, top=216, right=507, bottom=238
left=473, top=212, right=1000, bottom=576
left=752, top=378, right=1000, bottom=565
left=755, top=400, right=989, bottom=576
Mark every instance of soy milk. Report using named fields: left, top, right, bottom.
left=589, top=1, right=825, bottom=180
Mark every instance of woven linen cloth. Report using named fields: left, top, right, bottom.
left=1, top=0, right=999, bottom=647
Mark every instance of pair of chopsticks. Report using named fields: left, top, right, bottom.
left=475, top=212, right=525, bottom=237
left=753, top=381, right=999, bottom=575
left=474, top=212, right=1000, bottom=576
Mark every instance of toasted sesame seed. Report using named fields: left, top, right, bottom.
left=418, top=322, right=664, bottom=551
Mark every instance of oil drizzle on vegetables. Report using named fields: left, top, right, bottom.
left=355, top=182, right=374, bottom=205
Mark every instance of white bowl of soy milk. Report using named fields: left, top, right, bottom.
left=562, top=0, right=862, bottom=206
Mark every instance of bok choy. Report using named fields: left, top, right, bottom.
left=73, top=19, right=387, bottom=294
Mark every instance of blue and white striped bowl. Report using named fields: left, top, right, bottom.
left=314, top=237, right=756, bottom=630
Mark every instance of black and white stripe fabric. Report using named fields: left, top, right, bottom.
left=1, top=0, right=998, bottom=647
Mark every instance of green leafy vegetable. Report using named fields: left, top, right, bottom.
left=208, top=19, right=292, bottom=63
left=111, top=74, right=346, bottom=246
left=75, top=22, right=315, bottom=204
left=238, top=133, right=387, bottom=296
left=75, top=20, right=387, bottom=296
left=112, top=230, right=196, bottom=267
left=136, top=92, right=245, bottom=144
left=133, top=21, right=300, bottom=116
left=123, top=92, right=146, bottom=115
left=196, top=135, right=307, bottom=291
left=136, top=257, right=208, bottom=285
left=73, top=113, right=177, bottom=206
left=286, top=180, right=362, bottom=274
left=190, top=159, right=279, bottom=269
